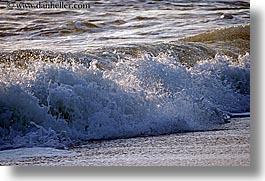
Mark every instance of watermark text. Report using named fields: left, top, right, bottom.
left=6, top=1, right=91, bottom=10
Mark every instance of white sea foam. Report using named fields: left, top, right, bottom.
left=0, top=52, right=250, bottom=149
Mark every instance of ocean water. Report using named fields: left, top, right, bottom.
left=0, top=0, right=250, bottom=150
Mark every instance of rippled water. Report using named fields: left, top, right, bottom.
left=0, top=0, right=250, bottom=51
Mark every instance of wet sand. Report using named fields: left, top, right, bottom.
left=0, top=118, right=250, bottom=166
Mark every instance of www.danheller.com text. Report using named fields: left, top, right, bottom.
left=6, top=1, right=91, bottom=9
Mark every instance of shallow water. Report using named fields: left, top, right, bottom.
left=0, top=118, right=250, bottom=166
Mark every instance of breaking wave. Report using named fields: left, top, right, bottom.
left=0, top=26, right=250, bottom=150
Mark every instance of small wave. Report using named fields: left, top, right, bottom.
left=179, top=24, right=249, bottom=58
left=180, top=24, right=249, bottom=42
left=131, top=16, right=157, bottom=21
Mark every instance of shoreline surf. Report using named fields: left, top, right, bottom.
left=0, top=117, right=250, bottom=166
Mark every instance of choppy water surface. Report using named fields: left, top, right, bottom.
left=0, top=0, right=249, bottom=51
left=0, top=0, right=250, bottom=150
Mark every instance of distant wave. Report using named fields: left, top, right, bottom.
left=0, top=25, right=250, bottom=150
left=179, top=24, right=250, bottom=58
left=179, top=24, right=249, bottom=42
